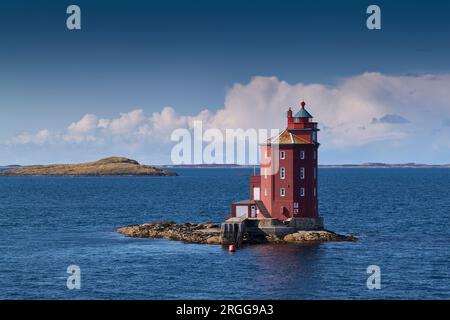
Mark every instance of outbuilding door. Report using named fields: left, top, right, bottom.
left=250, top=205, right=256, bottom=218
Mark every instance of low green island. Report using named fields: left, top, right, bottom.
left=0, top=157, right=177, bottom=176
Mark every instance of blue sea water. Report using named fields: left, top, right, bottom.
left=0, top=168, right=449, bottom=300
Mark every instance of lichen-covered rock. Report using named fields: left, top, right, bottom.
left=117, top=221, right=356, bottom=245
left=117, top=221, right=222, bottom=244
left=283, top=230, right=356, bottom=242
left=206, top=236, right=221, bottom=244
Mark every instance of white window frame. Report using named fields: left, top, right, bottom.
left=280, top=151, right=285, bottom=160
left=300, top=188, right=305, bottom=197
left=264, top=188, right=268, bottom=197
left=280, top=188, right=286, bottom=197
left=253, top=187, right=260, bottom=200
left=300, top=167, right=305, bottom=180
left=280, top=167, right=286, bottom=179
left=264, top=168, right=267, bottom=179
left=300, top=150, right=305, bottom=160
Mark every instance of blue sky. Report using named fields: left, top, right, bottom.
left=1, top=0, right=450, bottom=165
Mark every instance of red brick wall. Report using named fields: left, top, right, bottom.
left=259, top=144, right=319, bottom=220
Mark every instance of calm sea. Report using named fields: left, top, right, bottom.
left=0, top=168, right=449, bottom=299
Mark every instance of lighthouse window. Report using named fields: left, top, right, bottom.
left=264, top=168, right=267, bottom=179
left=313, top=150, right=317, bottom=160
left=314, top=168, right=317, bottom=180
left=280, top=167, right=286, bottom=179
left=300, top=167, right=305, bottom=179
left=280, top=151, right=285, bottom=159
left=314, top=188, right=317, bottom=197
left=280, top=188, right=286, bottom=197
left=300, top=150, right=305, bottom=160
left=264, top=188, right=268, bottom=196
left=300, top=188, right=305, bottom=197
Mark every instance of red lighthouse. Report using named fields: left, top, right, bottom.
left=230, top=101, right=323, bottom=229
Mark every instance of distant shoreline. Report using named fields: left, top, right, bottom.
left=2, top=162, right=450, bottom=172
left=319, top=164, right=450, bottom=168
left=160, top=163, right=450, bottom=169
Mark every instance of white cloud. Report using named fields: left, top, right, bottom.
left=138, top=106, right=187, bottom=138
left=203, top=73, right=450, bottom=148
left=65, top=114, right=99, bottom=143
left=11, top=129, right=51, bottom=145
left=6, top=72, right=450, bottom=163
left=108, top=109, right=146, bottom=134
left=98, top=118, right=110, bottom=129
left=68, top=114, right=98, bottom=133
left=137, top=107, right=212, bottom=141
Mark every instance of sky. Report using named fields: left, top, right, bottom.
left=1, top=0, right=450, bottom=165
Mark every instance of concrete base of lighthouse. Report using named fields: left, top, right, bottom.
left=288, top=217, right=324, bottom=230
left=220, top=216, right=324, bottom=245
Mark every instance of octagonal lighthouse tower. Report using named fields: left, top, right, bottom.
left=230, top=101, right=323, bottom=230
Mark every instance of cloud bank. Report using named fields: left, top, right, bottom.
left=4, top=72, right=450, bottom=164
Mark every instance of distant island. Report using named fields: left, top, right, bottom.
left=0, top=165, right=21, bottom=173
left=0, top=157, right=177, bottom=176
